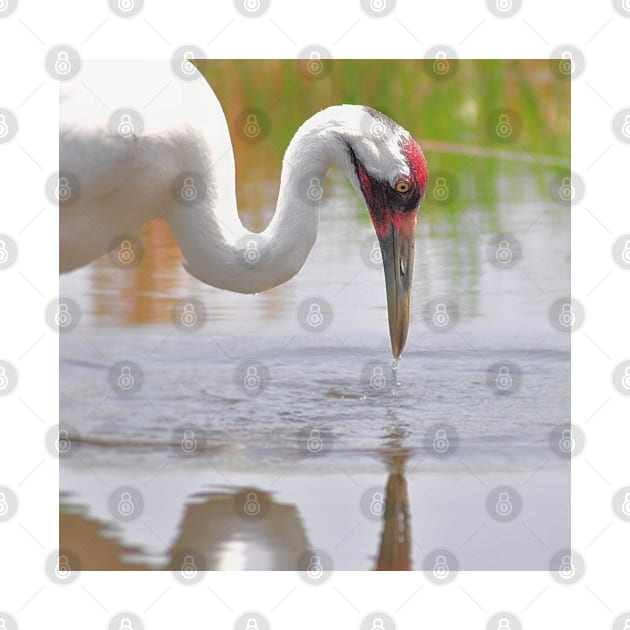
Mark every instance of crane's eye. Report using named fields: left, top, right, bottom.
left=394, top=178, right=411, bottom=194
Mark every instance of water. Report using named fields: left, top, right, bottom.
left=60, top=61, right=570, bottom=571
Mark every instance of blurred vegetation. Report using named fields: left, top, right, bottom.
left=195, top=59, right=570, bottom=230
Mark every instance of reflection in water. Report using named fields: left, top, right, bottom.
left=375, top=452, right=411, bottom=571
left=166, top=489, right=310, bottom=571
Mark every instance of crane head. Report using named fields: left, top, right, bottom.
left=346, top=107, right=428, bottom=359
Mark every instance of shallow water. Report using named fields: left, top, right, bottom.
left=60, top=159, right=570, bottom=570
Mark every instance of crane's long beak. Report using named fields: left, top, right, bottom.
left=377, top=214, right=416, bottom=359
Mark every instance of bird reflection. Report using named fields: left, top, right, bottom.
left=166, top=489, right=311, bottom=571
left=375, top=413, right=412, bottom=571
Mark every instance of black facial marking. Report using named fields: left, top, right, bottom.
left=347, top=143, right=421, bottom=217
